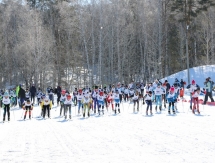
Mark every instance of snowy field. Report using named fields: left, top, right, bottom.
left=1, top=95, right=215, bottom=163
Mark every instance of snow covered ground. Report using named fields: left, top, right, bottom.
left=1, top=95, right=215, bottom=163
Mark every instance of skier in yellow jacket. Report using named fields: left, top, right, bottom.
left=40, top=96, right=52, bottom=119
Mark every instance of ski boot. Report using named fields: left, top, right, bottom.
left=29, top=115, right=31, bottom=120
left=114, top=109, right=117, bottom=114
left=168, top=110, right=170, bottom=114
left=173, top=110, right=176, bottom=114
left=137, top=107, right=139, bottom=112
left=69, top=115, right=72, bottom=119
left=146, top=111, right=148, bottom=116
left=88, top=112, right=90, bottom=117
left=155, top=106, right=157, bottom=112
left=65, top=115, right=67, bottom=119
left=164, top=104, right=166, bottom=108
left=24, top=115, right=26, bottom=120
left=159, top=106, right=162, bottom=111
left=83, top=113, right=85, bottom=118
left=150, top=110, right=153, bottom=115
left=118, top=109, right=120, bottom=113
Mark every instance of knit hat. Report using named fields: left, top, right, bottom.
left=4, top=92, right=9, bottom=96
left=192, top=80, right=195, bottom=85
left=170, top=87, right=175, bottom=92
left=67, top=94, right=72, bottom=100
left=99, top=91, right=104, bottom=96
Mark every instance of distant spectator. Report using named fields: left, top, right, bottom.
left=30, top=84, right=37, bottom=104
left=18, top=85, right=26, bottom=108
left=203, top=77, right=214, bottom=104
left=180, top=79, right=186, bottom=88
left=56, top=86, right=62, bottom=105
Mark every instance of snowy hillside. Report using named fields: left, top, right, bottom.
left=161, top=65, right=215, bottom=87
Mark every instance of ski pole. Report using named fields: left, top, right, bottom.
left=21, top=109, right=24, bottom=119
left=31, top=109, right=33, bottom=118
left=0, top=107, right=1, bottom=120
left=181, top=98, right=185, bottom=113
left=13, top=107, right=15, bottom=121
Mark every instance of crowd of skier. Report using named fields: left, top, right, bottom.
left=0, top=77, right=214, bottom=122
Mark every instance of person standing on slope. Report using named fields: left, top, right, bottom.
left=203, top=77, right=214, bottom=105
left=18, top=85, right=26, bottom=108
left=56, top=86, right=62, bottom=106
left=30, top=84, right=37, bottom=104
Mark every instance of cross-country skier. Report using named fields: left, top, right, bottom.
left=82, top=95, right=92, bottom=117
left=41, top=96, right=52, bottom=119
left=36, top=89, right=43, bottom=106
left=167, top=87, right=176, bottom=114
left=113, top=90, right=120, bottom=114
left=59, top=90, right=66, bottom=116
left=2, top=92, right=11, bottom=122
left=123, top=85, right=129, bottom=102
left=77, top=89, right=84, bottom=115
left=132, top=91, right=139, bottom=112
left=48, top=88, right=54, bottom=105
left=143, top=91, right=153, bottom=115
left=22, top=99, right=33, bottom=120
left=106, top=92, right=114, bottom=111
left=154, top=83, right=164, bottom=112
left=191, top=87, right=201, bottom=114
left=92, top=86, right=99, bottom=113
left=64, top=94, right=73, bottom=119
left=97, top=91, right=105, bottom=115
left=186, top=80, right=200, bottom=110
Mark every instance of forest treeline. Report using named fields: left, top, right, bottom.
left=0, top=0, right=215, bottom=90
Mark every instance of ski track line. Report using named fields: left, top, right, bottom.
left=45, top=119, right=82, bottom=161
left=0, top=120, right=28, bottom=162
